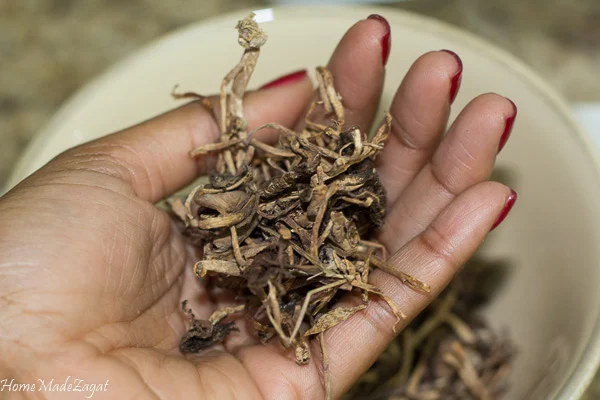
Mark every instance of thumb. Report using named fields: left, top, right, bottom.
left=19, top=72, right=312, bottom=203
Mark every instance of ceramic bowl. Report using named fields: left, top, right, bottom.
left=7, top=6, right=600, bottom=399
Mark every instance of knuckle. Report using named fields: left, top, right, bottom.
left=60, top=143, right=131, bottom=176
left=429, top=162, right=460, bottom=197
left=418, top=223, right=457, bottom=267
left=390, top=113, right=435, bottom=153
left=390, top=113, right=419, bottom=151
left=58, top=142, right=156, bottom=197
left=361, top=299, right=401, bottom=340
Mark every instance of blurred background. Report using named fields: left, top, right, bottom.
left=0, top=0, right=599, bottom=395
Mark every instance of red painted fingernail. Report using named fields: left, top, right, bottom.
left=490, top=189, right=517, bottom=231
left=368, top=14, right=391, bottom=67
left=440, top=50, right=463, bottom=104
left=260, top=69, right=308, bottom=90
left=498, top=98, right=518, bottom=152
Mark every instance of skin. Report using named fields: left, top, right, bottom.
left=0, top=18, right=516, bottom=400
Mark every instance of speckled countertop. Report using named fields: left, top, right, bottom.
left=1, top=0, right=600, bottom=396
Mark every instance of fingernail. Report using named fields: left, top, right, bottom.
left=260, top=69, right=308, bottom=90
left=498, top=98, right=518, bottom=152
left=490, top=189, right=517, bottom=231
left=440, top=50, right=463, bottom=104
left=368, top=14, right=391, bottom=67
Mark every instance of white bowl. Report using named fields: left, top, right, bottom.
left=7, top=6, right=600, bottom=399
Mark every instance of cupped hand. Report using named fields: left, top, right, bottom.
left=0, top=15, right=516, bottom=400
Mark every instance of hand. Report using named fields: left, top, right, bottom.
left=0, top=15, right=516, bottom=400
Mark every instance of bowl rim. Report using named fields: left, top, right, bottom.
left=7, top=4, right=600, bottom=397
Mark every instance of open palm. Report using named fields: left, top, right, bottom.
left=0, top=16, right=516, bottom=400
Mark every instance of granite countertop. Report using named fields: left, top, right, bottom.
left=1, top=0, right=599, bottom=396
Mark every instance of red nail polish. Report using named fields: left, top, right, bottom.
left=260, top=69, right=307, bottom=90
left=498, top=98, right=518, bottom=152
left=440, top=50, right=463, bottom=104
left=368, top=14, right=391, bottom=67
left=490, top=189, right=517, bottom=231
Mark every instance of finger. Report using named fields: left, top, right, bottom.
left=36, top=75, right=313, bottom=203
left=377, top=50, right=462, bottom=203
left=380, top=93, right=517, bottom=253
left=324, top=182, right=516, bottom=397
left=296, top=14, right=388, bottom=132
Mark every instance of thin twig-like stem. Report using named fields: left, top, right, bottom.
left=286, top=280, right=347, bottom=347
left=318, top=332, right=332, bottom=400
